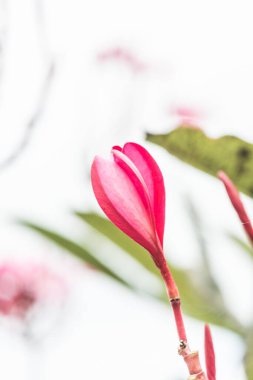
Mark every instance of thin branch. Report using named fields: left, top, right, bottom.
left=0, top=0, right=55, bottom=171
left=0, top=62, right=55, bottom=170
left=0, top=0, right=8, bottom=89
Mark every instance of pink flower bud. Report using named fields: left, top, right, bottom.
left=218, top=171, right=253, bottom=243
left=91, top=142, right=165, bottom=262
left=204, top=324, right=216, bottom=380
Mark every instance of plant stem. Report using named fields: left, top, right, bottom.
left=170, top=298, right=187, bottom=342
left=157, top=253, right=207, bottom=380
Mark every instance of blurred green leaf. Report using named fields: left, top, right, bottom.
left=228, top=233, right=253, bottom=258
left=146, top=126, right=253, bottom=198
left=182, top=199, right=244, bottom=334
left=244, top=329, right=253, bottom=380
left=20, top=221, right=133, bottom=289
left=20, top=215, right=244, bottom=336
left=76, top=212, right=244, bottom=335
left=184, top=197, right=220, bottom=293
left=75, top=211, right=159, bottom=276
left=169, top=266, right=243, bottom=335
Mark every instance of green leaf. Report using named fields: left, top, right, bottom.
left=76, top=212, right=244, bottom=335
left=75, top=211, right=160, bottom=276
left=244, top=329, right=253, bottom=380
left=184, top=197, right=220, bottom=293
left=19, top=220, right=133, bottom=289
left=146, top=126, right=253, bottom=198
left=228, top=233, right=253, bottom=258
left=181, top=199, right=244, bottom=334
left=20, top=216, right=244, bottom=335
left=169, top=266, right=244, bottom=335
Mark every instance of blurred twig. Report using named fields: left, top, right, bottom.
left=0, top=63, right=55, bottom=171
left=0, top=0, right=55, bottom=171
left=0, top=0, right=8, bottom=89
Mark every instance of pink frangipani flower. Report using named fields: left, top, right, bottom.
left=91, top=142, right=166, bottom=266
left=0, top=262, right=65, bottom=320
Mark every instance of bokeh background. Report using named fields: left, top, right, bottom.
left=1, top=0, right=253, bottom=379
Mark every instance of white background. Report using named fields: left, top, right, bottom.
left=0, top=0, right=253, bottom=379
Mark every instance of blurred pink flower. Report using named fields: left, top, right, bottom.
left=169, top=105, right=203, bottom=126
left=97, top=47, right=148, bottom=73
left=0, top=262, right=65, bottom=319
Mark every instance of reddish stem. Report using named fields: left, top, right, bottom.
left=171, top=298, right=187, bottom=342
left=154, top=252, right=207, bottom=379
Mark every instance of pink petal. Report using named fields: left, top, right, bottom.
left=112, top=148, right=151, bottom=215
left=204, top=324, right=216, bottom=380
left=121, top=143, right=165, bottom=246
left=218, top=171, right=253, bottom=243
left=91, top=156, right=158, bottom=255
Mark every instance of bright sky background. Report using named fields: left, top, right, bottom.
left=0, top=0, right=253, bottom=379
